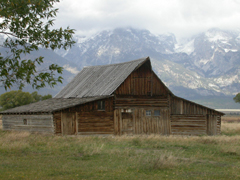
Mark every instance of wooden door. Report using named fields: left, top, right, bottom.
left=121, top=112, right=134, bottom=135
left=62, top=112, right=76, bottom=135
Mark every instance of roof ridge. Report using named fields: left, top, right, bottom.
left=82, top=57, right=148, bottom=69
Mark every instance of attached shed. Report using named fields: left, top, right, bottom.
left=1, top=57, right=224, bottom=135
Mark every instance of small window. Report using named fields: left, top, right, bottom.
left=154, top=110, right=160, bottom=116
left=98, top=100, right=105, bottom=110
left=146, top=110, right=151, bottom=116
left=23, top=119, right=27, bottom=125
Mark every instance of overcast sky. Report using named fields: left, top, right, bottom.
left=54, top=0, right=240, bottom=39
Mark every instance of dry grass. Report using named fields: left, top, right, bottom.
left=0, top=130, right=240, bottom=179
left=0, top=115, right=240, bottom=179
left=222, top=115, right=240, bottom=123
left=221, top=114, right=240, bottom=135
left=221, top=122, right=240, bottom=135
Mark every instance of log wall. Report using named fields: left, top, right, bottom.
left=2, top=114, right=54, bottom=133
left=207, top=114, right=221, bottom=135
left=115, top=95, right=169, bottom=108
left=217, top=116, right=221, bottom=134
left=77, top=98, right=114, bottom=135
left=170, top=96, right=222, bottom=135
left=171, top=115, right=207, bottom=135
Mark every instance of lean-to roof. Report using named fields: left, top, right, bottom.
left=0, top=96, right=112, bottom=114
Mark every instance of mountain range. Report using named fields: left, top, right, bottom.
left=1, top=27, right=240, bottom=109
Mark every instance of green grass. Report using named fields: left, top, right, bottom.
left=0, top=124, right=240, bottom=179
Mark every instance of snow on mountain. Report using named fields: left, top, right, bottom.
left=205, top=29, right=232, bottom=43
left=53, top=27, right=240, bottom=98
left=175, top=39, right=195, bottom=55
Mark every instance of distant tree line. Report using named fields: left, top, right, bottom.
left=0, top=90, right=52, bottom=111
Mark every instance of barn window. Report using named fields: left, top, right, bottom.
left=23, top=119, right=27, bottom=125
left=98, top=100, right=105, bottom=110
left=146, top=110, right=151, bottom=116
left=154, top=110, right=160, bottom=116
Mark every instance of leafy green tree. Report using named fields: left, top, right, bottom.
left=31, top=91, right=42, bottom=102
left=233, top=93, right=240, bottom=103
left=0, top=0, right=75, bottom=90
left=42, top=94, right=52, bottom=100
left=0, top=90, right=52, bottom=110
left=31, top=91, right=52, bottom=102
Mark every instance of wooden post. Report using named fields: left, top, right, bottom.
left=76, top=112, right=78, bottom=135
left=61, top=111, right=63, bottom=135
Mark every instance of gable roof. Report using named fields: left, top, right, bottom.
left=55, top=57, right=150, bottom=98
left=0, top=96, right=112, bottom=114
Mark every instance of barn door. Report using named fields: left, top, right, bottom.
left=62, top=112, right=76, bottom=135
left=121, top=109, right=134, bottom=135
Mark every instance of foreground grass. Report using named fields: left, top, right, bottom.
left=0, top=122, right=240, bottom=179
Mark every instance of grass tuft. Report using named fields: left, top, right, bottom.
left=141, top=151, right=181, bottom=170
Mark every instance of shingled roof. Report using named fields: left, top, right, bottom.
left=55, top=57, right=149, bottom=98
left=0, top=96, right=112, bottom=114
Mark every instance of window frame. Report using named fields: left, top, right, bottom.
left=153, top=110, right=160, bottom=116
left=146, top=110, right=152, bottom=116
left=23, top=119, right=27, bottom=125
left=97, top=100, right=105, bottom=111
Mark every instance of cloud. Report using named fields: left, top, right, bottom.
left=54, top=0, right=240, bottom=38
left=63, top=65, right=79, bottom=75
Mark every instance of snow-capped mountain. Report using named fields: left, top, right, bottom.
left=178, top=28, right=240, bottom=77
left=56, top=27, right=240, bottom=101
left=61, top=28, right=176, bottom=67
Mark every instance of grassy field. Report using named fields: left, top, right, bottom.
left=0, top=117, right=240, bottom=179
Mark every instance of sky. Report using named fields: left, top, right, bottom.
left=54, top=0, right=240, bottom=39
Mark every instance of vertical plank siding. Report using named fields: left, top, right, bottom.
left=2, top=114, right=54, bottom=133
left=115, top=62, right=168, bottom=96
left=114, top=94, right=171, bottom=135
left=114, top=60, right=171, bottom=135
left=62, top=112, right=76, bottom=135
left=53, top=112, right=61, bottom=134
left=171, top=97, right=208, bottom=115
left=53, top=97, right=115, bottom=135
left=114, top=108, right=170, bottom=135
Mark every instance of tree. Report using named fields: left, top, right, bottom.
left=233, top=93, right=240, bottom=103
left=31, top=91, right=52, bottom=102
left=0, top=90, right=52, bottom=110
left=0, top=0, right=75, bottom=90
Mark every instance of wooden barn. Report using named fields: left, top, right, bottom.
left=1, top=57, right=224, bottom=135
